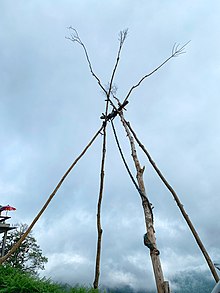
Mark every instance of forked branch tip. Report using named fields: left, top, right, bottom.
left=172, top=40, right=191, bottom=57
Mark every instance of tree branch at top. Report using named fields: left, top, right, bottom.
left=122, top=41, right=191, bottom=104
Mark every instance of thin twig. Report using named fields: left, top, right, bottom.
left=66, top=27, right=107, bottom=95
left=67, top=28, right=128, bottom=102
left=107, top=29, right=128, bottom=99
left=0, top=124, right=104, bottom=265
left=122, top=41, right=191, bottom=104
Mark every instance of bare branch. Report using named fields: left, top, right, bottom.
left=66, top=27, right=129, bottom=102
left=66, top=27, right=82, bottom=44
left=66, top=27, right=107, bottom=95
left=118, top=28, right=128, bottom=45
left=107, top=29, right=128, bottom=99
left=172, top=41, right=191, bottom=57
left=122, top=41, right=191, bottom=104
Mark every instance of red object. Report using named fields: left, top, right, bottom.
left=0, top=205, right=16, bottom=212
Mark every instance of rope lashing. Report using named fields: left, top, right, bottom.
left=100, top=100, right=129, bottom=122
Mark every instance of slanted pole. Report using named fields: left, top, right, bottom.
left=124, top=118, right=219, bottom=283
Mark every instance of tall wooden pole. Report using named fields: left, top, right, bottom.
left=93, top=121, right=107, bottom=289
left=121, top=114, right=169, bottom=293
left=124, top=118, right=219, bottom=283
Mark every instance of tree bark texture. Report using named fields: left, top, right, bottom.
left=124, top=119, right=219, bottom=283
left=121, top=114, right=169, bottom=293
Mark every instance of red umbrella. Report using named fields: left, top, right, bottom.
left=0, top=205, right=16, bottom=215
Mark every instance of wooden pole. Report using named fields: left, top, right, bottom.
left=124, top=119, right=219, bottom=283
left=93, top=121, right=108, bottom=289
left=0, top=125, right=103, bottom=265
left=121, top=114, right=169, bottom=293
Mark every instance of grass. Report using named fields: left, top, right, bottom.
left=0, top=265, right=101, bottom=293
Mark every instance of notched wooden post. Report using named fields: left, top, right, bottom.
left=124, top=117, right=219, bottom=283
left=120, top=113, right=170, bottom=293
left=67, top=30, right=190, bottom=291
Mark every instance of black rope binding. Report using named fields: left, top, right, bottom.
left=100, top=100, right=129, bottom=123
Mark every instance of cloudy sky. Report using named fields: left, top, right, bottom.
left=1, top=1, right=220, bottom=291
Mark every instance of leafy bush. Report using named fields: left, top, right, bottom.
left=4, top=223, right=48, bottom=275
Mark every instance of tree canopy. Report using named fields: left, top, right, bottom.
left=4, top=223, right=47, bottom=275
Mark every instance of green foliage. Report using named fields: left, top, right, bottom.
left=0, top=265, right=64, bottom=293
left=0, top=265, right=102, bottom=293
left=0, top=265, right=216, bottom=293
left=4, top=223, right=48, bottom=275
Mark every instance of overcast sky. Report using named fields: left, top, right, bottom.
left=1, top=1, right=220, bottom=291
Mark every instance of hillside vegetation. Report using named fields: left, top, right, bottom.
left=0, top=265, right=216, bottom=292
left=0, top=265, right=100, bottom=293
